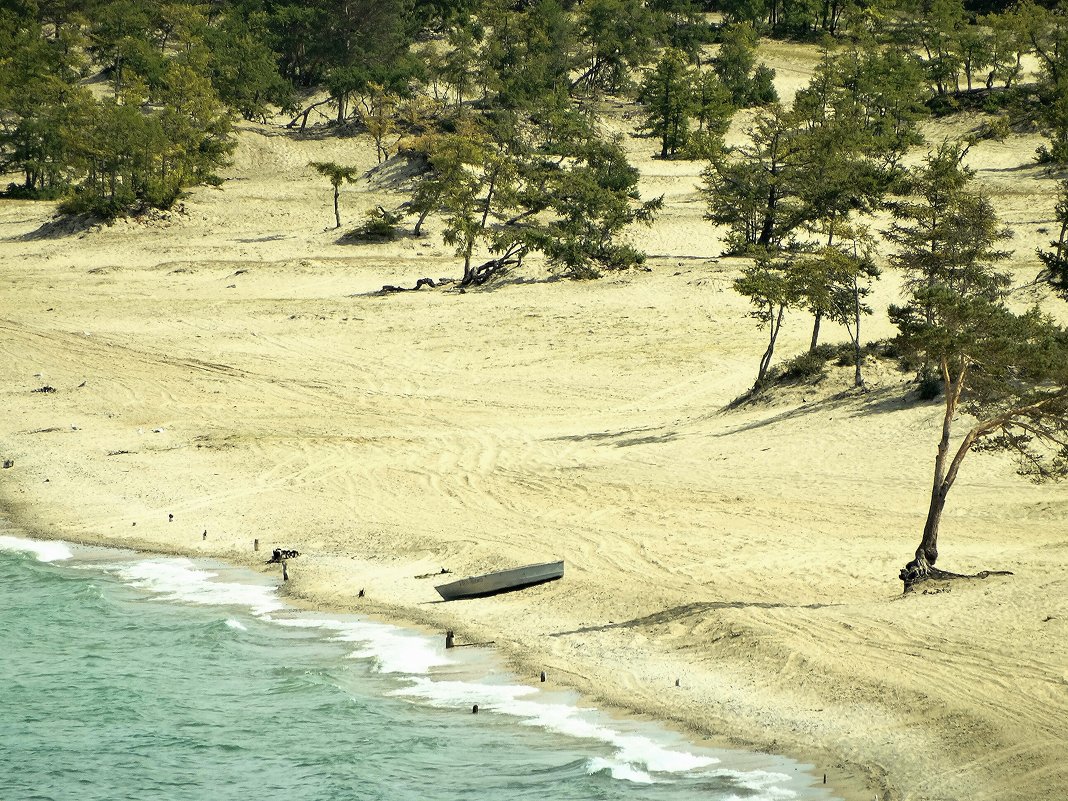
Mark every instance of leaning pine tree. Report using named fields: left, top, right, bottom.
left=889, top=146, right=1068, bottom=590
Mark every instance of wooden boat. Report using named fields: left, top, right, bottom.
left=435, top=560, right=564, bottom=601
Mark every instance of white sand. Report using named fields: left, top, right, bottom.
left=2, top=45, right=1067, bottom=801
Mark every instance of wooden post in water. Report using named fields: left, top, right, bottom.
left=282, top=561, right=289, bottom=582
left=445, top=631, right=455, bottom=649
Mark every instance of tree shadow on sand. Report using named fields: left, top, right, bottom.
left=711, top=381, right=929, bottom=439
left=550, top=600, right=841, bottom=637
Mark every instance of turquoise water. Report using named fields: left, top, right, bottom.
left=0, top=533, right=839, bottom=801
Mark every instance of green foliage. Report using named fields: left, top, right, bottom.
left=533, top=112, right=663, bottom=277
left=638, top=49, right=698, bottom=159
left=718, top=0, right=860, bottom=37
left=917, top=372, right=943, bottom=400
left=310, top=161, right=360, bottom=228
left=88, top=0, right=161, bottom=95
left=732, top=233, right=880, bottom=389
left=792, top=237, right=881, bottom=382
left=403, top=102, right=660, bottom=284
left=204, top=12, right=295, bottom=121
left=440, top=21, right=480, bottom=106
left=905, top=0, right=966, bottom=96
left=734, top=254, right=801, bottom=386
left=479, top=0, right=574, bottom=109
left=1037, top=180, right=1068, bottom=301
left=776, top=344, right=837, bottom=382
left=0, top=11, right=88, bottom=193
left=307, top=0, right=418, bottom=122
left=0, top=2, right=242, bottom=219
left=886, top=142, right=1012, bottom=314
left=637, top=50, right=734, bottom=160
left=650, top=0, right=713, bottom=57
left=573, top=0, right=659, bottom=96
left=887, top=139, right=1068, bottom=579
left=712, top=23, right=778, bottom=108
left=701, top=104, right=796, bottom=253
left=801, top=44, right=926, bottom=169
left=349, top=206, right=403, bottom=242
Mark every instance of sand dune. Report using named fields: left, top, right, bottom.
left=3, top=46, right=1068, bottom=801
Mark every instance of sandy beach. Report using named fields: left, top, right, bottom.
left=3, top=43, right=1068, bottom=801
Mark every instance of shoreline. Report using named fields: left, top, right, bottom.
left=0, top=493, right=883, bottom=801
left=0, top=520, right=845, bottom=801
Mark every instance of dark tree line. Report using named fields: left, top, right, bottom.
left=8, top=0, right=1068, bottom=222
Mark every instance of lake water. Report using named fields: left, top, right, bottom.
left=0, top=530, right=840, bottom=801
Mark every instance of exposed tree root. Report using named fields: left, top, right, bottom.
left=461, top=256, right=518, bottom=288
left=900, top=560, right=1014, bottom=593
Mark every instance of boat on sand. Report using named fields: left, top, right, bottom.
left=435, top=560, right=564, bottom=601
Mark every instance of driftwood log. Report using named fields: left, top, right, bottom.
left=380, top=277, right=455, bottom=293
left=379, top=255, right=520, bottom=295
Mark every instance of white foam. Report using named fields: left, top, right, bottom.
left=587, top=757, right=656, bottom=784
left=264, top=615, right=450, bottom=674
left=716, top=768, right=800, bottom=801
left=392, top=677, right=538, bottom=707
left=392, top=676, right=720, bottom=783
left=111, top=558, right=283, bottom=615
left=0, top=535, right=73, bottom=562
left=8, top=541, right=819, bottom=799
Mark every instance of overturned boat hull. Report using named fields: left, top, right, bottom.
left=435, top=560, right=564, bottom=601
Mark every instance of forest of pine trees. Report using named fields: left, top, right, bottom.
left=4, top=0, right=1068, bottom=222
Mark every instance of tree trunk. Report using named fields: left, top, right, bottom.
left=914, top=481, right=947, bottom=573
left=461, top=239, right=475, bottom=286
left=414, top=207, right=431, bottom=236
left=852, top=282, right=864, bottom=388
left=758, top=188, right=777, bottom=248
left=333, top=185, right=341, bottom=229
left=809, top=312, right=822, bottom=352
left=756, top=303, right=785, bottom=386
left=901, top=357, right=967, bottom=587
left=853, top=336, right=863, bottom=388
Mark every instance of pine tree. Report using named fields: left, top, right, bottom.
left=310, top=161, right=360, bottom=228
left=638, top=49, right=697, bottom=159
left=889, top=146, right=1068, bottom=589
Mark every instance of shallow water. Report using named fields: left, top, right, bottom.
left=0, top=532, right=840, bottom=801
